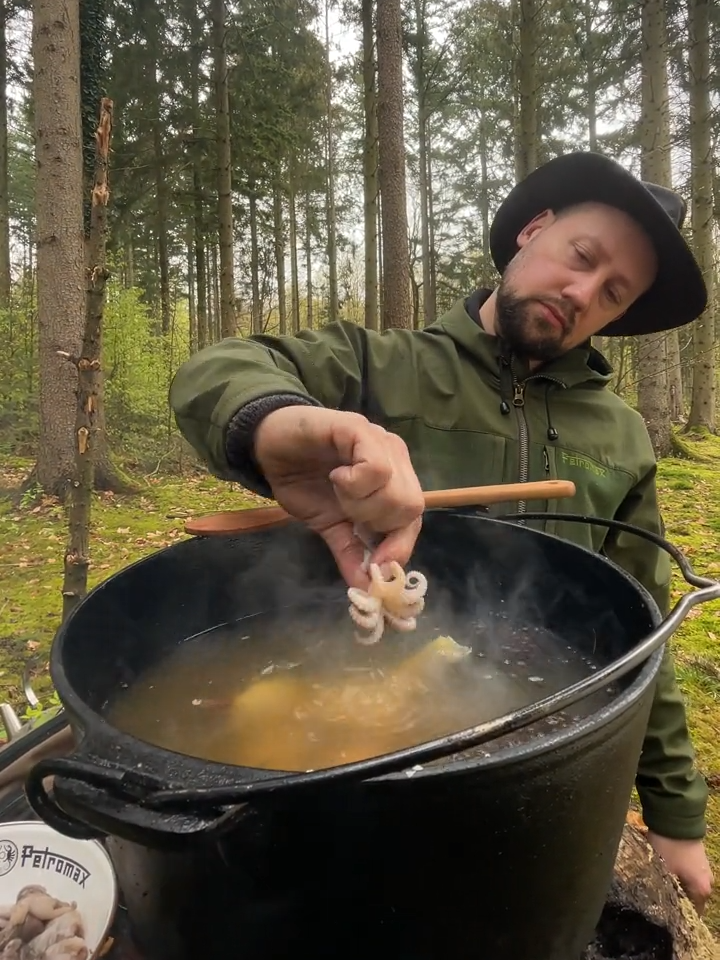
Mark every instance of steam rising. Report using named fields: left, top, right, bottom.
left=106, top=512, right=626, bottom=770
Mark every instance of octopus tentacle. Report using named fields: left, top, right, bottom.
left=395, top=596, right=425, bottom=618
left=354, top=615, right=386, bottom=646
left=384, top=612, right=418, bottom=632
left=402, top=571, right=428, bottom=604
left=349, top=604, right=381, bottom=632
left=368, top=563, right=406, bottom=607
left=347, top=588, right=382, bottom=615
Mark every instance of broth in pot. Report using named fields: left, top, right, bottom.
left=107, top=601, right=615, bottom=772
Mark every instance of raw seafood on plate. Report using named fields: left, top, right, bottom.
left=0, top=885, right=90, bottom=960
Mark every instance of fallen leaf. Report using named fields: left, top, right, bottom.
left=117, top=527, right=130, bottom=534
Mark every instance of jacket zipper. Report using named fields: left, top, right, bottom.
left=511, top=373, right=567, bottom=518
left=512, top=379, right=529, bottom=519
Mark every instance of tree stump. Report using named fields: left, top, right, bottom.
left=583, top=817, right=719, bottom=959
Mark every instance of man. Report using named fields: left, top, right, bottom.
left=169, top=152, right=713, bottom=912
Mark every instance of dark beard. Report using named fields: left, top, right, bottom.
left=495, top=284, right=575, bottom=363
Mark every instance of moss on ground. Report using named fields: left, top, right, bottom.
left=1, top=440, right=720, bottom=933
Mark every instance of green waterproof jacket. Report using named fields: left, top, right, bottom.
left=169, top=290, right=708, bottom=840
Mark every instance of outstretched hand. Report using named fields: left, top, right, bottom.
left=646, top=831, right=714, bottom=915
left=253, top=406, right=425, bottom=588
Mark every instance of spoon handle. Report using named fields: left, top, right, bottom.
left=183, top=479, right=576, bottom=537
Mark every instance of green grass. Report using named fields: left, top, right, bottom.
left=1, top=441, right=720, bottom=934
left=0, top=459, right=269, bottom=708
left=652, top=435, right=720, bottom=937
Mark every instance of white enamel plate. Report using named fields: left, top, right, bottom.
left=0, top=820, right=117, bottom=958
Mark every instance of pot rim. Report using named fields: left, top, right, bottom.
left=48, top=512, right=665, bottom=791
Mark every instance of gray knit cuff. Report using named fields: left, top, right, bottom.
left=224, top=393, right=321, bottom=497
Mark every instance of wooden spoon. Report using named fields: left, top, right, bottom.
left=183, top=479, right=576, bottom=537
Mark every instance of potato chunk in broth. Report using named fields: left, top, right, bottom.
left=107, top=604, right=614, bottom=772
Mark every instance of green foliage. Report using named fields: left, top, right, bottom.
left=0, top=296, right=39, bottom=459
left=7, top=117, right=35, bottom=245
left=0, top=272, right=191, bottom=470
left=21, top=690, right=62, bottom=725
left=102, top=279, right=190, bottom=462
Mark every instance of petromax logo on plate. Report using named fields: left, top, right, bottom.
left=0, top=840, right=18, bottom=877
left=0, top=842, right=92, bottom=887
left=20, top=844, right=92, bottom=887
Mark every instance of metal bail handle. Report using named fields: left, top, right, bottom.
left=25, top=512, right=720, bottom=821
left=504, top=511, right=720, bottom=596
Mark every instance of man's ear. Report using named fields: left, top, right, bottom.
left=517, top=209, right=555, bottom=248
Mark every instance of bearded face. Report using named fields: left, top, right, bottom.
left=490, top=203, right=658, bottom=361
left=495, top=278, right=576, bottom=363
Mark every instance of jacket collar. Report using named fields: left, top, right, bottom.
left=429, top=289, right=614, bottom=389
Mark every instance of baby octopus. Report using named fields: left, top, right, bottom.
left=347, top=561, right=428, bottom=645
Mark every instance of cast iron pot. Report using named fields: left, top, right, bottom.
left=25, top=511, right=720, bottom=960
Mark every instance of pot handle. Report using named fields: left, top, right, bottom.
left=25, top=752, right=186, bottom=841
left=25, top=513, right=720, bottom=823
left=25, top=757, right=110, bottom=840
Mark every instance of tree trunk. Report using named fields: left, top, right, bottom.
left=60, top=97, right=112, bottom=621
left=77, top=0, right=133, bottom=496
left=211, top=0, right=236, bottom=338
left=666, top=333, right=684, bottom=423
left=204, top=245, right=212, bottom=341
left=324, top=0, right=338, bottom=325
left=584, top=0, right=598, bottom=152
left=377, top=189, right=384, bottom=319
left=636, top=0, right=672, bottom=458
left=273, top=182, right=287, bottom=336
left=515, top=0, right=538, bottom=181
left=362, top=0, right=379, bottom=332
left=478, top=108, right=491, bottom=280
left=249, top=188, right=261, bottom=335
left=187, top=230, right=197, bottom=353
left=0, top=0, right=11, bottom=307
left=33, top=0, right=85, bottom=500
left=124, top=233, right=134, bottom=288
left=376, top=0, right=411, bottom=329
left=685, top=0, right=715, bottom=433
left=426, top=126, right=437, bottom=315
left=305, top=192, right=313, bottom=330
left=413, top=0, right=433, bottom=327
left=288, top=179, right=300, bottom=333
left=193, top=172, right=208, bottom=350
left=147, top=4, right=171, bottom=335
left=189, top=6, right=208, bottom=351
left=211, top=243, right=221, bottom=341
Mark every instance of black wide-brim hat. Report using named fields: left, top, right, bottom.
left=489, top=152, right=707, bottom=337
